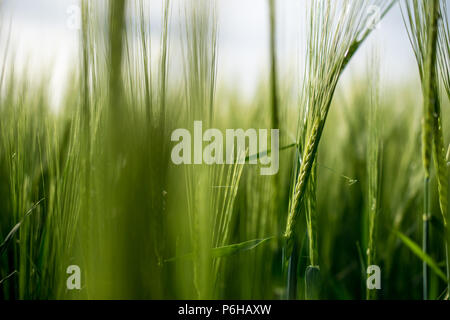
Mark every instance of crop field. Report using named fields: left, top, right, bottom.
left=0, top=0, right=450, bottom=300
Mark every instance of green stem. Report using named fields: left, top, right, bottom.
left=446, top=240, right=450, bottom=298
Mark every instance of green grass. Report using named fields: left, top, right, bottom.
left=402, top=0, right=448, bottom=299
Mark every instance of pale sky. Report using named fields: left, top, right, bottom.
left=0, top=0, right=432, bottom=108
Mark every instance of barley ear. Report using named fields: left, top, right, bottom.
left=305, top=160, right=318, bottom=267
left=284, top=118, right=321, bottom=258
left=432, top=111, right=448, bottom=226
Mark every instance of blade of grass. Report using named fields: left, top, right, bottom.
left=0, top=199, right=43, bottom=257
left=396, top=230, right=447, bottom=282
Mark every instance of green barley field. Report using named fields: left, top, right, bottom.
left=1, top=0, right=450, bottom=300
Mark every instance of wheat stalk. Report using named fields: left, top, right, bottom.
left=284, top=0, right=396, bottom=258
left=438, top=1, right=450, bottom=99
left=366, top=49, right=382, bottom=300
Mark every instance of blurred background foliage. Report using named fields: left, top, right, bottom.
left=0, top=0, right=449, bottom=300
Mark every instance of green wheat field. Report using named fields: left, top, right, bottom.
left=1, top=0, right=450, bottom=300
